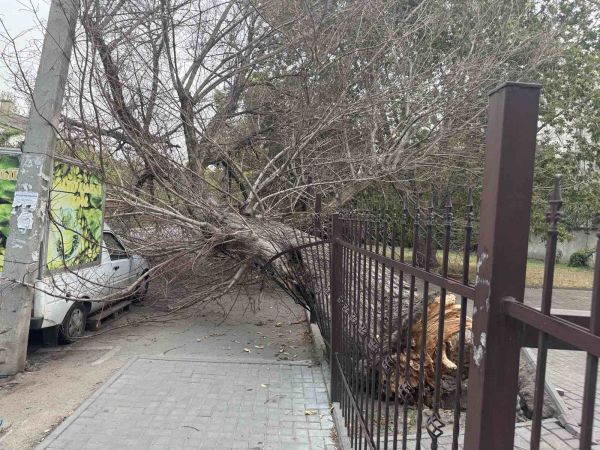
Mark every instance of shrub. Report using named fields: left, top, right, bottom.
left=568, top=249, right=594, bottom=268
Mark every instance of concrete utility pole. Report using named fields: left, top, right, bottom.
left=0, top=0, right=79, bottom=376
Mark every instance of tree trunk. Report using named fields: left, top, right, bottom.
left=255, top=224, right=471, bottom=406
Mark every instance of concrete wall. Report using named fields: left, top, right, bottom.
left=528, top=229, right=597, bottom=264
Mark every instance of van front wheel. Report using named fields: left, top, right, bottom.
left=59, top=303, right=87, bottom=344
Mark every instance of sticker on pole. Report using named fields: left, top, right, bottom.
left=17, top=211, right=33, bottom=230
left=13, top=191, right=38, bottom=208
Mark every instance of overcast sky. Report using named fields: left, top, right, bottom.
left=0, top=0, right=50, bottom=101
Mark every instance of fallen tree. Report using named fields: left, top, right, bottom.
left=41, top=0, right=552, bottom=277
left=259, top=216, right=472, bottom=405
left=4, top=0, right=560, bottom=406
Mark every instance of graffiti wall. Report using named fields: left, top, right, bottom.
left=0, top=154, right=20, bottom=272
left=47, top=162, right=104, bottom=271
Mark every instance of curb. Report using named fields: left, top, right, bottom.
left=137, top=354, right=316, bottom=366
left=304, top=310, right=353, bottom=450
left=304, top=310, right=328, bottom=363
left=331, top=402, right=352, bottom=450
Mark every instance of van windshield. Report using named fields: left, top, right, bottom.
left=103, top=233, right=127, bottom=260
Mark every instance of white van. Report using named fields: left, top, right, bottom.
left=30, top=226, right=149, bottom=343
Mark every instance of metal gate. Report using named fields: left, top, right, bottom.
left=266, top=82, right=599, bottom=449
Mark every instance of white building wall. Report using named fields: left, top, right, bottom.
left=528, top=230, right=597, bottom=264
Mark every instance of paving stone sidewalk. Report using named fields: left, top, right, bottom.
left=412, top=349, right=600, bottom=449
left=543, top=349, right=600, bottom=447
left=37, top=357, right=335, bottom=450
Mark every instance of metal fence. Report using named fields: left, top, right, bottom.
left=265, top=82, right=599, bottom=449
left=329, top=198, right=477, bottom=449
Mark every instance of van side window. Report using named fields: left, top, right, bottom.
left=103, top=232, right=128, bottom=260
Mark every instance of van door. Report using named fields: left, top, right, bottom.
left=87, top=245, right=113, bottom=314
left=103, top=232, right=132, bottom=297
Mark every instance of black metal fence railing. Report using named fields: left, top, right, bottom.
left=330, top=201, right=477, bottom=449
left=264, top=83, right=599, bottom=449
left=501, top=177, right=600, bottom=450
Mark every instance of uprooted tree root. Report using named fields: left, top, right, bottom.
left=381, top=294, right=472, bottom=408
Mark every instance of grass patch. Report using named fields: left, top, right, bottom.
left=525, top=259, right=594, bottom=289
left=381, top=247, right=594, bottom=290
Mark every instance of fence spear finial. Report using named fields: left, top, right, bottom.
left=445, top=194, right=453, bottom=226
left=428, top=191, right=435, bottom=226
left=465, top=187, right=474, bottom=227
left=551, top=174, right=563, bottom=203
left=445, top=193, right=453, bottom=209
left=546, top=174, right=564, bottom=232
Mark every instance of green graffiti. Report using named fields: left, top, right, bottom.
left=0, top=155, right=20, bottom=273
left=47, top=163, right=104, bottom=271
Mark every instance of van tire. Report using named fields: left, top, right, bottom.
left=59, top=303, right=87, bottom=344
left=133, top=273, right=150, bottom=304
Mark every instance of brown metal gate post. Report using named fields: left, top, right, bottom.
left=464, top=82, right=541, bottom=449
left=330, top=213, right=343, bottom=402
